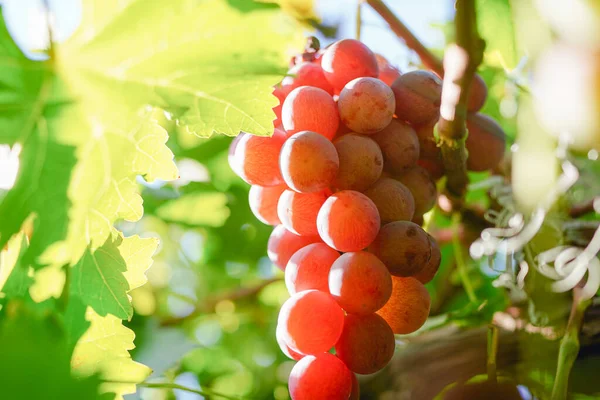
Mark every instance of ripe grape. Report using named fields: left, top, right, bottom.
left=277, top=325, right=304, bottom=360
left=364, top=178, right=415, bottom=224
left=282, top=62, right=334, bottom=95
left=321, top=39, right=379, bottom=92
left=280, top=131, right=339, bottom=193
left=278, top=290, right=345, bottom=354
left=273, top=86, right=286, bottom=127
left=288, top=353, right=353, bottom=400
left=417, top=158, right=445, bottom=181
left=369, top=221, right=431, bottom=277
left=396, top=166, right=437, bottom=216
left=268, top=225, right=321, bottom=271
left=282, top=86, right=339, bottom=140
left=335, top=314, right=395, bottom=375
left=377, top=276, right=431, bottom=334
left=391, top=70, right=442, bottom=125
left=228, top=133, right=245, bottom=176
left=329, top=252, right=392, bottom=315
left=413, top=235, right=441, bottom=284
left=467, top=73, right=488, bottom=112
left=375, top=53, right=401, bottom=86
left=333, top=134, right=383, bottom=191
left=285, top=243, right=340, bottom=295
left=317, top=191, right=380, bottom=252
left=372, top=119, right=420, bottom=174
left=249, top=184, right=287, bottom=225
left=278, top=189, right=329, bottom=237
left=233, top=129, right=286, bottom=186
left=466, top=113, right=506, bottom=172
left=338, top=77, right=395, bottom=134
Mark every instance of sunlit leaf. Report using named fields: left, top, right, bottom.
left=156, top=191, right=231, bottom=227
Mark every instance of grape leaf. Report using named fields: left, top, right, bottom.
left=65, top=301, right=150, bottom=399
left=155, top=191, right=231, bottom=228
left=0, top=0, right=302, bottom=266
left=70, top=235, right=158, bottom=320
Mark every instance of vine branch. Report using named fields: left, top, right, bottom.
left=437, top=0, right=485, bottom=198
left=365, top=0, right=443, bottom=75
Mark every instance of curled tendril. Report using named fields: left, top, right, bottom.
left=469, top=134, right=600, bottom=299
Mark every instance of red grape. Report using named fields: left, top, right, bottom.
left=467, top=73, right=488, bottom=112
left=396, top=166, right=437, bottom=216
left=413, top=235, right=441, bottom=284
left=369, top=221, right=432, bottom=277
left=350, top=373, right=360, bottom=400
left=317, top=191, right=380, bottom=252
left=282, top=62, right=334, bottom=95
left=391, top=70, right=442, bottom=125
left=267, top=225, right=321, bottom=271
left=372, top=119, right=420, bottom=174
left=288, top=353, right=352, bottom=400
left=228, top=133, right=245, bottom=176
left=276, top=325, right=304, bottom=360
left=278, top=189, right=329, bottom=237
left=282, top=86, right=339, bottom=140
left=233, top=129, right=286, bottom=186
left=335, top=313, right=395, bottom=375
left=338, top=77, right=395, bottom=134
left=364, top=178, right=415, bottom=224
left=249, top=184, right=287, bottom=225
left=278, top=290, right=345, bottom=355
left=280, top=131, right=339, bottom=193
left=375, top=53, right=401, bottom=86
left=377, top=276, right=430, bottom=334
left=333, top=134, right=383, bottom=191
left=329, top=252, right=392, bottom=315
left=321, top=39, right=379, bottom=92
left=285, top=243, right=340, bottom=295
left=466, top=113, right=506, bottom=172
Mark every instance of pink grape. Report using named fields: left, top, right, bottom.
left=285, top=243, right=340, bottom=295
left=321, top=39, right=379, bottom=92
left=288, top=353, right=352, bottom=400
left=338, top=77, right=395, bottom=134
left=282, top=86, right=339, bottom=140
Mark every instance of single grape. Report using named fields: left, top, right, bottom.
left=333, top=134, right=383, bottom=191
left=288, top=353, right=353, bottom=400
left=233, top=129, right=286, bottom=186
left=467, top=73, right=488, bottom=112
left=335, top=313, right=395, bottom=375
left=377, top=276, right=431, bottom=334
left=321, top=39, right=379, bottom=92
left=268, top=225, right=321, bottom=271
left=466, top=113, right=506, bottom=172
left=396, top=166, right=437, bottom=216
left=364, top=178, right=415, bottom=224
left=329, top=252, right=392, bottom=315
left=276, top=325, right=304, bottom=360
left=417, top=158, right=445, bottom=181
left=280, top=131, right=339, bottom=193
left=414, top=120, right=440, bottom=160
left=282, top=62, right=334, bottom=95
left=413, top=235, right=441, bottom=284
left=338, top=77, right=395, bottom=134
left=317, top=191, right=380, bottom=252
left=285, top=243, right=340, bottom=295
left=278, top=290, right=345, bottom=355
left=369, top=221, right=432, bottom=277
left=249, top=184, right=287, bottom=225
left=375, top=53, right=401, bottom=86
left=278, top=189, right=330, bottom=237
left=372, top=119, right=420, bottom=174
left=282, top=86, right=339, bottom=140
left=391, top=70, right=442, bottom=125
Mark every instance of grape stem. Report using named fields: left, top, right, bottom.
left=364, top=0, right=443, bottom=75
left=486, top=324, right=498, bottom=383
left=551, top=288, right=592, bottom=400
left=437, top=0, right=485, bottom=198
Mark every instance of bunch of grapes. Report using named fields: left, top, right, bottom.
left=229, top=37, right=505, bottom=400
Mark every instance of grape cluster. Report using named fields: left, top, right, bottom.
left=229, top=37, right=504, bottom=400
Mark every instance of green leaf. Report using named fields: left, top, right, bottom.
left=0, top=0, right=302, bottom=266
left=65, top=302, right=151, bottom=399
left=0, top=232, right=32, bottom=298
left=156, top=191, right=231, bottom=227
left=70, top=235, right=158, bottom=320
left=476, top=0, right=518, bottom=68
left=0, top=301, right=101, bottom=399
